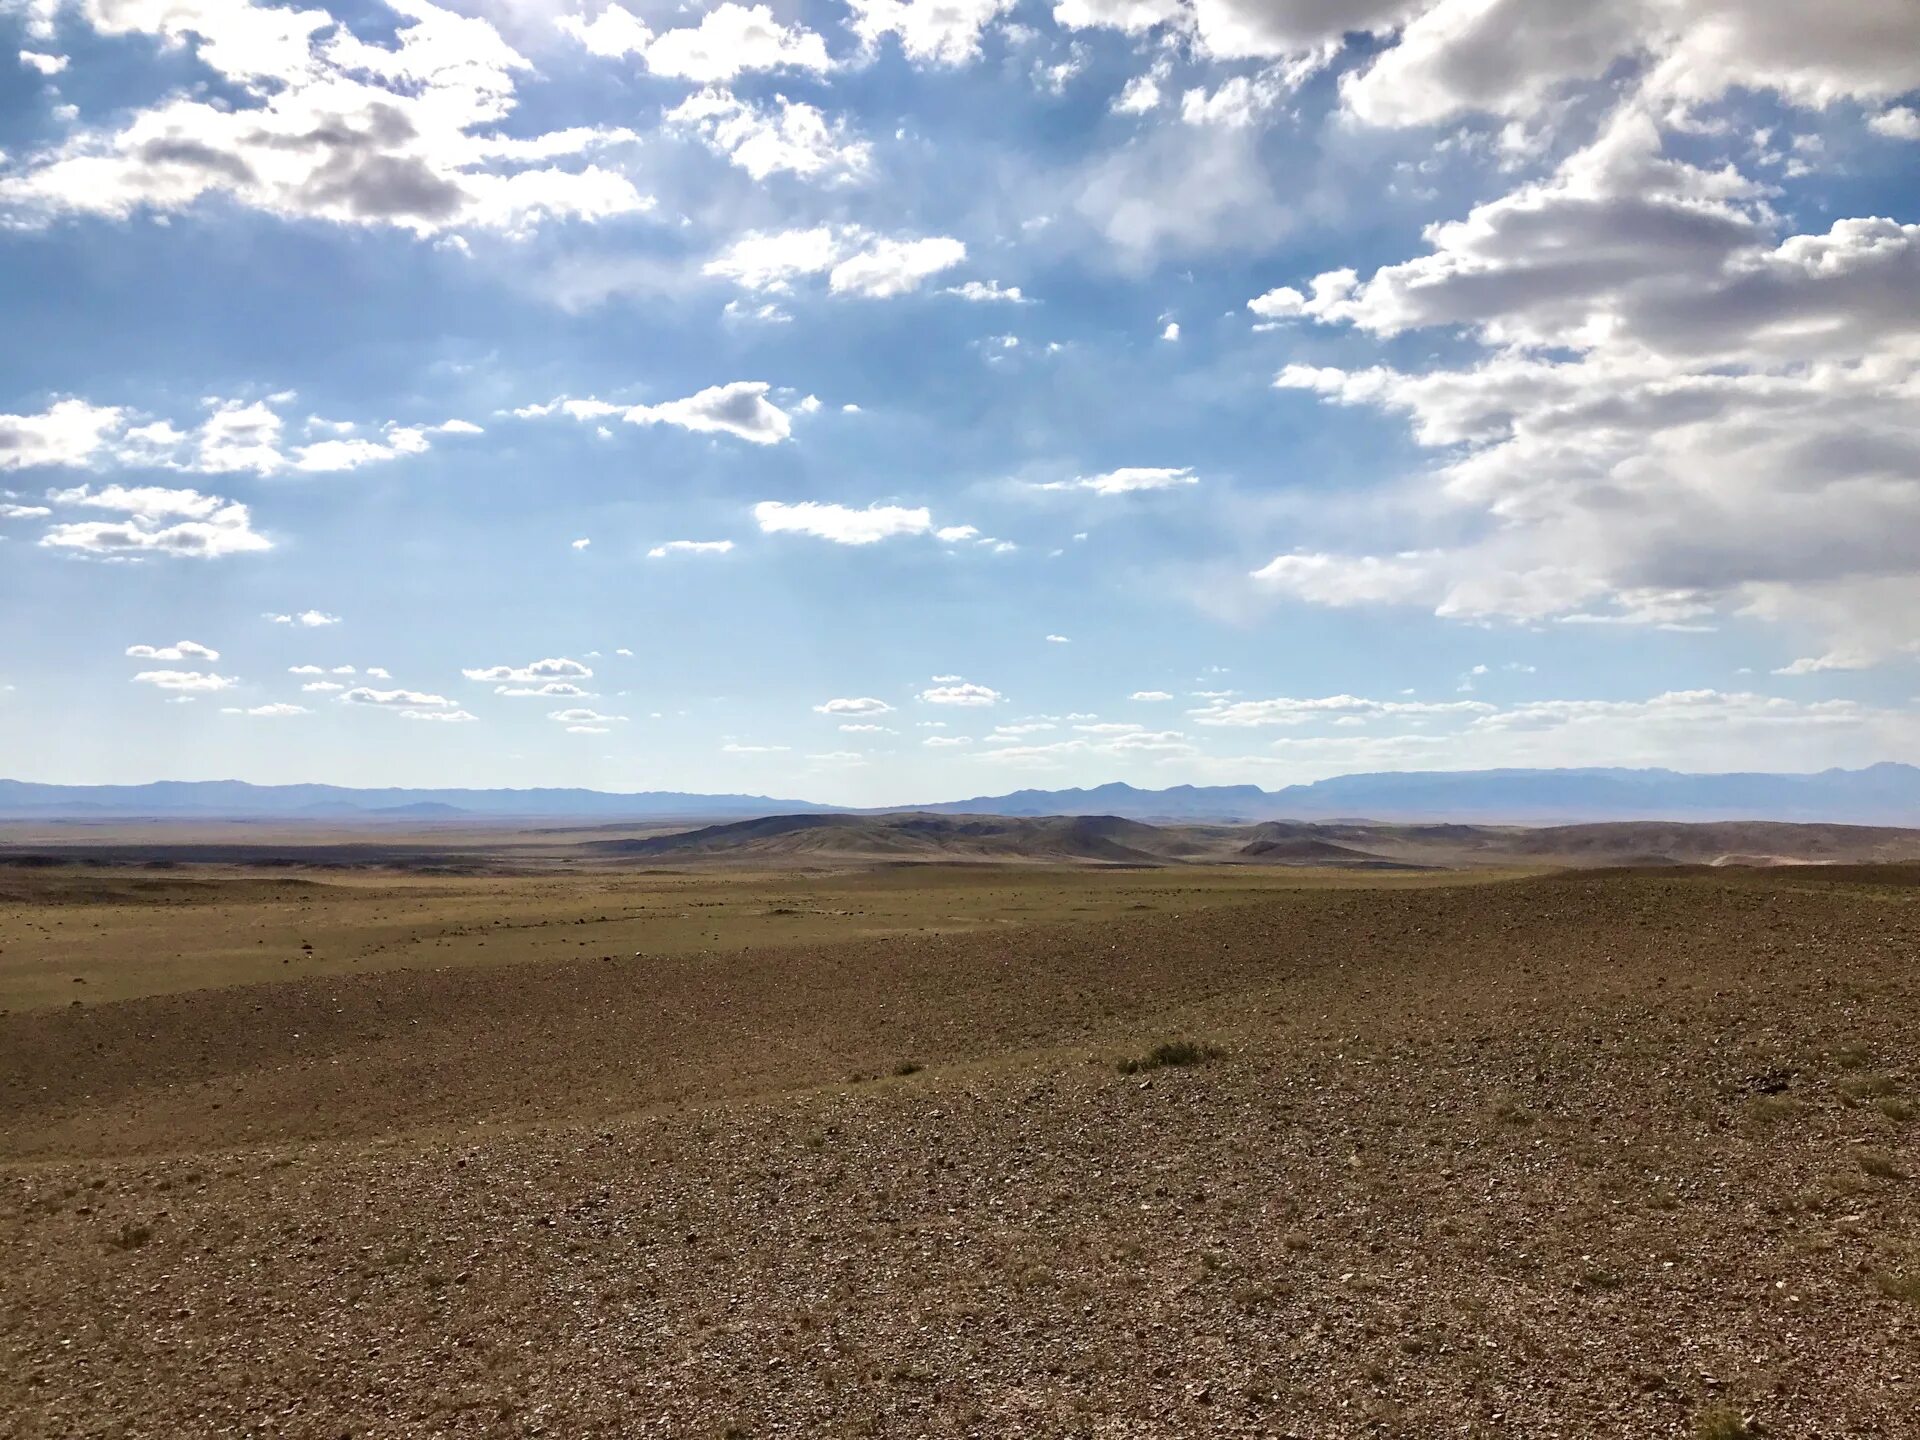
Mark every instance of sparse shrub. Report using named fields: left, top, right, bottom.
left=106, top=1222, right=152, bottom=1251
left=1858, top=1148, right=1908, bottom=1180
left=1745, top=1095, right=1806, bottom=1125
left=1692, top=1406, right=1756, bottom=1440
left=1117, top=1039, right=1222, bottom=1074
left=1839, top=1074, right=1898, bottom=1104
left=1834, top=1043, right=1873, bottom=1071
left=892, top=1060, right=923, bottom=1077
left=1874, top=1269, right=1920, bottom=1304
left=1877, top=1097, right=1917, bottom=1122
left=1490, top=1099, right=1535, bottom=1127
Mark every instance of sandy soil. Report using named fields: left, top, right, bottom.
left=4, top=866, right=1918, bottom=1437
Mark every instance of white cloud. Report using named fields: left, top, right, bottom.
left=301, top=680, right=346, bottom=693
left=1043, top=466, right=1198, bottom=495
left=1870, top=107, right=1920, bottom=140
left=666, top=88, right=870, bottom=182
left=1159, top=321, right=1180, bottom=341
left=342, top=686, right=458, bottom=708
left=1045, top=634, right=1070, bottom=643
left=126, top=640, right=219, bottom=661
left=1131, top=690, right=1173, bottom=701
left=505, top=682, right=594, bottom=699
left=549, top=707, right=626, bottom=723
left=571, top=537, right=591, bottom=550
left=221, top=702, right=307, bottom=717
left=647, top=539, right=735, bottom=558
left=583, top=3, right=832, bottom=83
left=41, top=482, right=270, bottom=558
left=704, top=226, right=966, bottom=299
left=268, top=610, right=340, bottom=627
left=1188, top=693, right=1497, bottom=727
left=944, top=280, right=1029, bottom=303
left=830, top=236, right=967, bottom=298
left=1339, top=0, right=1920, bottom=130
left=935, top=524, right=980, bottom=542
left=401, top=708, right=477, bottom=722
left=814, top=697, right=895, bottom=715
left=839, top=722, right=894, bottom=733
left=847, top=0, right=1016, bottom=65
left=919, top=681, right=1003, bottom=706
left=5, top=0, right=651, bottom=236
left=4, top=394, right=455, bottom=479
left=132, top=668, right=236, bottom=691
left=19, top=49, right=67, bottom=74
left=464, top=657, right=592, bottom=684
left=0, top=401, right=119, bottom=470
left=722, top=741, right=790, bottom=753
left=522, top=382, right=791, bottom=445
left=754, top=500, right=934, bottom=544
left=923, top=733, right=972, bottom=747
left=1773, top=650, right=1876, bottom=676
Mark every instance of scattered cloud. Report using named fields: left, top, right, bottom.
left=919, top=681, right=1003, bottom=707
left=754, top=500, right=935, bottom=545
left=1042, top=466, right=1197, bottom=496
left=648, top=539, right=735, bottom=558
left=132, top=669, right=236, bottom=692
left=126, top=640, right=218, bottom=661
left=814, top=697, right=894, bottom=715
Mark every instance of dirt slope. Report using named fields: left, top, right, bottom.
left=5, top=868, right=1920, bottom=1437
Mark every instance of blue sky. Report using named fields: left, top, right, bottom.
left=2, top=0, right=1918, bottom=803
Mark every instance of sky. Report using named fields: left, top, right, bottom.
left=2, top=0, right=1918, bottom=804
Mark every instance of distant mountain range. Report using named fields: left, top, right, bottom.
left=2, top=764, right=1916, bottom=825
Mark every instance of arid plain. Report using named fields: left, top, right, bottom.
left=4, top=817, right=1919, bottom=1437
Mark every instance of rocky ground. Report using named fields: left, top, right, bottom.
left=4, top=867, right=1919, bottom=1437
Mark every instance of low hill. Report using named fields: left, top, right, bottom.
left=606, top=813, right=1920, bottom=870
left=591, top=812, right=1206, bottom=866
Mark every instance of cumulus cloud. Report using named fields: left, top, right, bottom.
left=126, top=640, right=219, bottom=661
left=562, top=3, right=831, bottom=81
left=704, top=226, right=966, bottom=298
left=1260, top=105, right=1920, bottom=654
left=1773, top=650, right=1876, bottom=676
left=647, top=539, right=735, bottom=558
left=944, top=280, right=1029, bottom=303
left=268, top=610, right=340, bottom=626
left=1131, top=690, right=1173, bottom=701
left=3, top=393, right=463, bottom=482
left=132, top=668, right=236, bottom=691
left=40, top=482, right=270, bottom=558
left=548, top=707, right=626, bottom=723
left=464, top=657, right=592, bottom=685
left=919, top=681, right=1003, bottom=706
left=342, top=686, right=458, bottom=708
left=753, top=500, right=935, bottom=544
left=847, top=0, right=1016, bottom=65
left=814, top=696, right=894, bottom=716
left=3, top=0, right=651, bottom=236
left=1042, top=466, right=1198, bottom=495
left=665, top=88, right=869, bottom=182
left=221, top=702, right=308, bottom=717
left=518, top=382, right=791, bottom=445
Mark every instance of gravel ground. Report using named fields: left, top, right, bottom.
left=4, top=868, right=1919, bottom=1438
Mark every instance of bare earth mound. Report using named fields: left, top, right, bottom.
left=4, top=865, right=1920, bottom=1436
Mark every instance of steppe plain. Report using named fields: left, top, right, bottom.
left=4, top=815, right=1919, bottom=1437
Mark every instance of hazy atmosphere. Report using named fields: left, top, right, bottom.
left=5, top=0, right=1919, bottom=802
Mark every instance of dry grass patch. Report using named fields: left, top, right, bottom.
left=1116, top=1039, right=1222, bottom=1074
